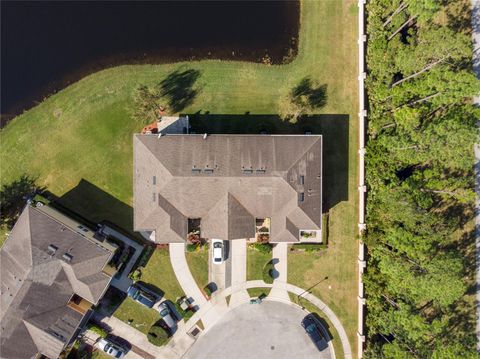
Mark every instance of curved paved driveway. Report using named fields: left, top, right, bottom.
left=184, top=301, right=332, bottom=359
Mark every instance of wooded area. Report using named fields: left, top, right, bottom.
left=364, top=0, right=479, bottom=358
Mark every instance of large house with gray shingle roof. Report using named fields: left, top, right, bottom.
left=134, top=134, right=322, bottom=243
left=0, top=205, right=117, bottom=359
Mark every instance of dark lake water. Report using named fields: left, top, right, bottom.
left=1, top=0, right=299, bottom=119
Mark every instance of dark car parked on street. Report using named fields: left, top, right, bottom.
left=301, top=314, right=328, bottom=351
left=127, top=284, right=157, bottom=308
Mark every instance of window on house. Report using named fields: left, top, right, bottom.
left=204, top=168, right=214, bottom=174
left=192, top=168, right=201, bottom=174
left=256, top=169, right=266, bottom=174
left=243, top=169, right=253, bottom=174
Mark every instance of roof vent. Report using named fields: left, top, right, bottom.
left=62, top=253, right=73, bottom=262
left=47, top=244, right=58, bottom=256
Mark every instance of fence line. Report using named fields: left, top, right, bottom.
left=357, top=0, right=367, bottom=358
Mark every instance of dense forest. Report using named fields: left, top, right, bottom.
left=364, top=0, right=479, bottom=358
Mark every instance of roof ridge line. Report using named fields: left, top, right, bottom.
left=284, top=136, right=322, bottom=174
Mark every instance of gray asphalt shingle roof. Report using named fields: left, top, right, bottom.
left=0, top=205, right=114, bottom=359
left=134, top=134, right=322, bottom=243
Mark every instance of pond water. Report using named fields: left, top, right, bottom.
left=1, top=0, right=299, bottom=119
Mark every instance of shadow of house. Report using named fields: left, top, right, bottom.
left=186, top=113, right=349, bottom=211
left=51, top=179, right=143, bottom=242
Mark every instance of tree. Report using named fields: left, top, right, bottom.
left=147, top=325, right=169, bottom=346
left=0, top=175, right=42, bottom=231
left=364, top=1, right=477, bottom=356
left=131, top=85, right=165, bottom=124
left=279, top=77, right=327, bottom=123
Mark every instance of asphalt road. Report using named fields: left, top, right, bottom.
left=184, top=301, right=332, bottom=359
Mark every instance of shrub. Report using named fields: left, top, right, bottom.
left=262, top=260, right=275, bottom=284
left=86, top=322, right=108, bottom=338
left=129, top=267, right=142, bottom=282
left=147, top=325, right=169, bottom=346
left=136, top=245, right=155, bottom=268
left=204, top=285, right=213, bottom=297
left=186, top=244, right=198, bottom=252
left=291, top=243, right=326, bottom=252
left=250, top=243, right=272, bottom=254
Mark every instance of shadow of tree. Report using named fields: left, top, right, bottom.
left=291, top=77, right=328, bottom=109
left=160, top=68, right=202, bottom=113
left=0, top=174, right=45, bottom=230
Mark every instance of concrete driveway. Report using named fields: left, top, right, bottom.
left=208, top=239, right=229, bottom=291
left=184, top=301, right=333, bottom=359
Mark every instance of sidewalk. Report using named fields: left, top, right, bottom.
left=92, top=312, right=170, bottom=358
left=270, top=243, right=290, bottom=302
left=169, top=243, right=207, bottom=307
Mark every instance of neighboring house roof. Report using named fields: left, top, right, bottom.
left=0, top=205, right=114, bottom=359
left=134, top=134, right=322, bottom=243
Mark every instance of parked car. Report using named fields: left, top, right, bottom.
left=212, top=239, right=224, bottom=265
left=301, top=314, right=327, bottom=350
left=127, top=284, right=157, bottom=308
left=157, top=301, right=177, bottom=330
left=97, top=338, right=127, bottom=359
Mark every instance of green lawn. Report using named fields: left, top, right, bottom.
left=140, top=248, right=185, bottom=302
left=113, top=297, right=159, bottom=335
left=185, top=246, right=209, bottom=289
left=1, top=0, right=358, bottom=352
left=246, top=287, right=271, bottom=298
left=288, top=236, right=358, bottom=356
left=114, top=248, right=186, bottom=333
left=246, top=246, right=272, bottom=281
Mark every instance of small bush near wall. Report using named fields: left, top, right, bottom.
left=250, top=243, right=272, bottom=254
left=291, top=243, right=326, bottom=252
left=186, top=244, right=198, bottom=252
left=262, top=260, right=275, bottom=284
left=86, top=322, right=108, bottom=338
left=147, top=325, right=169, bottom=346
left=136, top=245, right=155, bottom=268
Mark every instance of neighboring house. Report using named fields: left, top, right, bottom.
left=0, top=205, right=117, bottom=359
left=134, top=134, right=322, bottom=243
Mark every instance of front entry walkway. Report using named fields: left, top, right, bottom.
left=169, top=243, right=207, bottom=307
left=270, top=243, right=290, bottom=302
